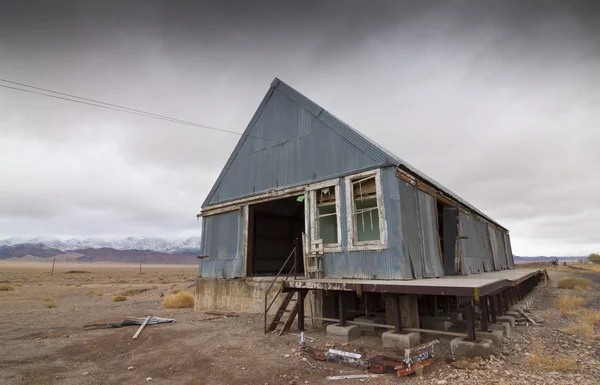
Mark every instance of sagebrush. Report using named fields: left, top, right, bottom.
left=557, top=277, right=592, bottom=290
left=555, top=294, right=585, bottom=316
left=162, top=291, right=194, bottom=309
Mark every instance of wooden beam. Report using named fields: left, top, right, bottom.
left=133, top=316, right=151, bottom=339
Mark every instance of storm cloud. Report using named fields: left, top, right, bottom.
left=1, top=0, right=599, bottom=255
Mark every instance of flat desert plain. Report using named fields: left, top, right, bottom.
left=0, top=262, right=599, bottom=385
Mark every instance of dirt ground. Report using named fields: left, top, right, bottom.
left=0, top=262, right=599, bottom=385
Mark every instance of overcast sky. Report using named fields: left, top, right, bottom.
left=1, top=1, right=599, bottom=256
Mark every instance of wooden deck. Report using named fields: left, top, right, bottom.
left=283, top=268, right=544, bottom=298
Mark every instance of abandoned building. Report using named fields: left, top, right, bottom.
left=196, top=78, right=543, bottom=356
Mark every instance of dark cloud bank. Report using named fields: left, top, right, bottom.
left=1, top=1, right=599, bottom=255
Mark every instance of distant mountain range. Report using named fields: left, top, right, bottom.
left=0, top=237, right=201, bottom=264
left=514, top=255, right=586, bottom=263
left=0, top=236, right=200, bottom=253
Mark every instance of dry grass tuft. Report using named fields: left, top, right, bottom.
left=169, top=288, right=181, bottom=295
left=44, top=300, right=58, bottom=308
left=0, top=284, right=15, bottom=291
left=565, top=322, right=595, bottom=339
left=112, top=295, right=128, bottom=302
left=545, top=310, right=557, bottom=321
left=42, top=296, right=53, bottom=302
left=170, top=283, right=177, bottom=287
left=555, top=294, right=585, bottom=316
left=581, top=309, right=600, bottom=325
left=120, top=287, right=149, bottom=296
left=557, top=277, right=592, bottom=290
left=162, top=290, right=194, bottom=309
left=527, top=342, right=578, bottom=371
left=577, top=264, right=600, bottom=272
left=86, top=290, right=96, bottom=296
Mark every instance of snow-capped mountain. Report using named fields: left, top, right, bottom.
left=0, top=236, right=200, bottom=253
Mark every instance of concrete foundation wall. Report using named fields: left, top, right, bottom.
left=195, top=277, right=320, bottom=317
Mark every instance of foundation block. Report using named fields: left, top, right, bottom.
left=489, top=322, right=512, bottom=337
left=496, top=316, right=516, bottom=328
left=381, top=331, right=421, bottom=349
left=450, top=337, right=493, bottom=358
left=326, top=324, right=361, bottom=341
left=420, top=317, right=453, bottom=331
left=353, top=315, right=385, bottom=334
left=475, top=329, right=504, bottom=346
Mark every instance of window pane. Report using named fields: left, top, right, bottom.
left=355, top=198, right=380, bottom=242
left=318, top=204, right=338, bottom=244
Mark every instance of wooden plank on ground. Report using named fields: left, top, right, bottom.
left=133, top=316, right=152, bottom=339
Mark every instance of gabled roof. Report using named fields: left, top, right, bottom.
left=203, top=78, right=505, bottom=230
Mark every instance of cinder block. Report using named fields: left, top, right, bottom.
left=381, top=331, right=421, bottom=349
left=420, top=317, right=453, bottom=331
left=497, top=316, right=516, bottom=327
left=450, top=337, right=493, bottom=358
left=353, top=315, right=385, bottom=334
left=488, top=322, right=512, bottom=337
left=476, top=329, right=504, bottom=346
left=326, top=324, right=361, bottom=341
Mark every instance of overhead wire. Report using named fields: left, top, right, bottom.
left=0, top=79, right=282, bottom=144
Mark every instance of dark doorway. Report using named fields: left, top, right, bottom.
left=437, top=200, right=459, bottom=275
left=247, top=196, right=305, bottom=276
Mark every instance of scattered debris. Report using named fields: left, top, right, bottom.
left=64, top=270, right=91, bottom=274
left=326, top=374, right=379, bottom=380
left=84, top=316, right=174, bottom=330
left=128, top=366, right=134, bottom=370
left=205, top=311, right=239, bottom=317
left=133, top=316, right=152, bottom=339
left=304, top=340, right=439, bottom=377
left=145, top=377, right=153, bottom=381
left=520, top=310, right=538, bottom=325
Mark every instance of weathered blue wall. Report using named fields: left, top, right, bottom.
left=459, top=212, right=494, bottom=274
left=320, top=167, right=410, bottom=280
left=199, top=209, right=244, bottom=278
left=397, top=180, right=445, bottom=279
left=204, top=86, right=390, bottom=207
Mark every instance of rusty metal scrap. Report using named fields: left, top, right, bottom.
left=303, top=340, right=439, bottom=377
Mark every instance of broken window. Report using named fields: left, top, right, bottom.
left=315, top=187, right=338, bottom=245
left=352, top=176, right=381, bottom=243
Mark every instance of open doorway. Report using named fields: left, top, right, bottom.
left=436, top=199, right=458, bottom=276
left=247, top=196, right=305, bottom=276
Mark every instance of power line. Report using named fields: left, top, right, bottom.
left=0, top=79, right=282, bottom=144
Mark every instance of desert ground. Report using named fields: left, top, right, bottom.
left=0, top=262, right=599, bottom=385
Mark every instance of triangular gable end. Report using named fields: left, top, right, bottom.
left=201, top=78, right=395, bottom=208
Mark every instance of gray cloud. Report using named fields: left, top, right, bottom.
left=0, top=0, right=599, bottom=255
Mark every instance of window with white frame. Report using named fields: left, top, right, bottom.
left=309, top=181, right=341, bottom=251
left=347, top=170, right=386, bottom=248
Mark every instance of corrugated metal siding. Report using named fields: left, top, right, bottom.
left=504, top=233, right=515, bottom=268
left=199, top=209, right=244, bottom=278
left=489, top=226, right=509, bottom=270
left=458, top=213, right=494, bottom=274
left=206, top=89, right=384, bottom=206
left=398, top=180, right=423, bottom=278
left=416, top=190, right=445, bottom=277
left=396, top=180, right=444, bottom=278
left=204, top=78, right=507, bottom=234
left=321, top=167, right=410, bottom=280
